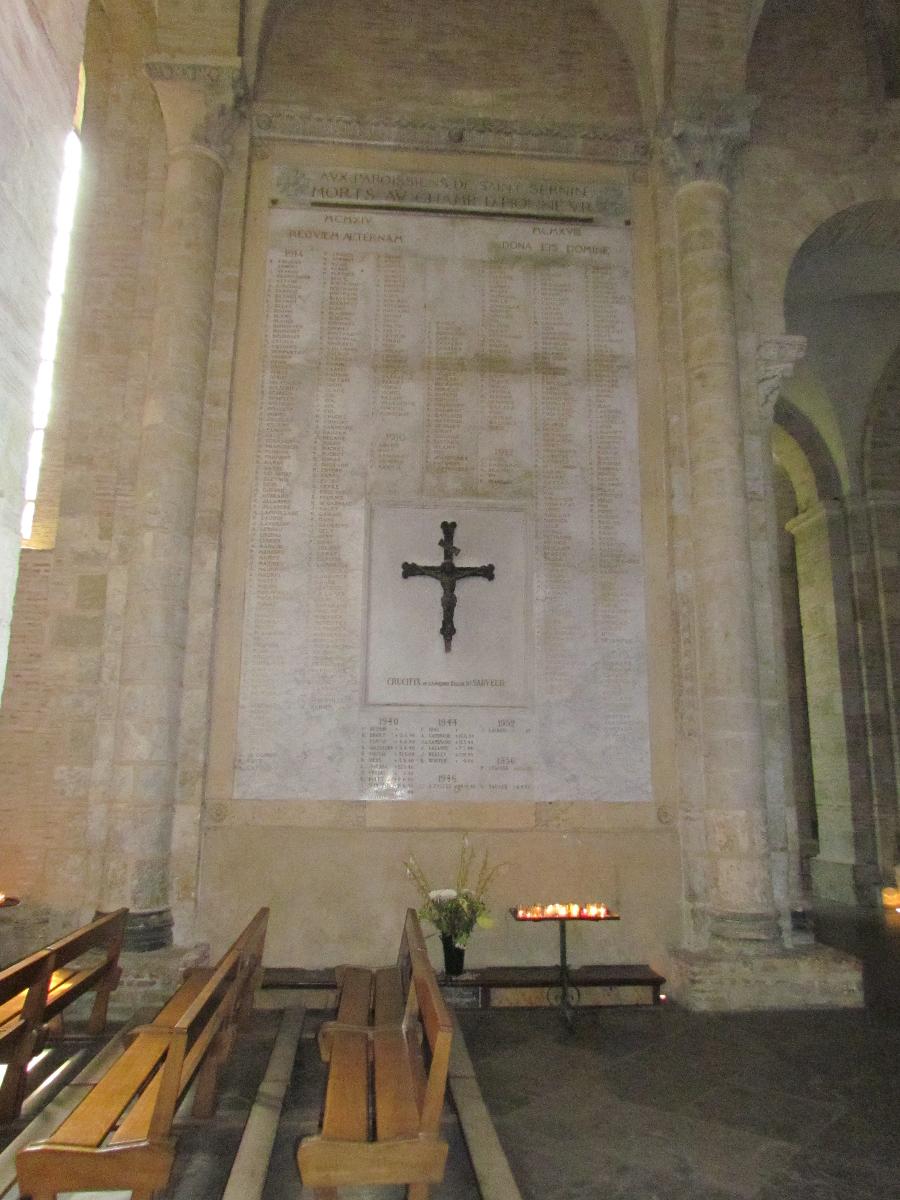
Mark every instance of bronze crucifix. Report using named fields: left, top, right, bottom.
left=401, top=521, right=495, bottom=652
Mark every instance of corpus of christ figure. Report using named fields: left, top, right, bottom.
left=401, top=521, right=495, bottom=652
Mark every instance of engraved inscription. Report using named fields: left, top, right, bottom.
left=235, top=200, right=651, bottom=803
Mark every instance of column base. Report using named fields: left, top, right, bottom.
left=708, top=910, right=782, bottom=950
left=0, top=901, right=56, bottom=966
left=109, top=942, right=210, bottom=1021
left=120, top=907, right=174, bottom=952
left=789, top=907, right=816, bottom=946
left=670, top=944, right=863, bottom=1011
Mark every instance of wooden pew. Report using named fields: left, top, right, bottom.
left=16, top=907, right=268, bottom=1200
left=298, top=909, right=453, bottom=1200
left=0, top=909, right=127, bottom=1122
left=317, top=910, right=419, bottom=1062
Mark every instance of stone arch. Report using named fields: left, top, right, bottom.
left=742, top=0, right=900, bottom=336
left=773, top=397, right=842, bottom=505
left=592, top=0, right=665, bottom=122
left=747, top=0, right=767, bottom=52
left=782, top=200, right=900, bottom=495
left=245, top=0, right=288, bottom=91
left=773, top=391, right=892, bottom=902
left=747, top=185, right=900, bottom=344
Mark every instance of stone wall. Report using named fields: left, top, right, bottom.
left=0, top=2, right=166, bottom=923
left=669, top=0, right=746, bottom=101
left=0, top=0, right=87, bottom=687
left=0, top=0, right=878, bottom=1013
left=773, top=466, right=817, bottom=891
left=156, top=0, right=240, bottom=57
left=169, top=119, right=251, bottom=944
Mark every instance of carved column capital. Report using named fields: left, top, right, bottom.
left=657, top=95, right=759, bottom=188
left=757, top=335, right=807, bottom=419
left=145, top=55, right=246, bottom=168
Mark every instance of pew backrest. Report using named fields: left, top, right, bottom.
left=0, top=952, right=54, bottom=1048
left=42, top=908, right=128, bottom=1021
left=403, top=909, right=453, bottom=1136
left=0, top=909, right=128, bottom=1122
left=16, top=907, right=269, bottom=1199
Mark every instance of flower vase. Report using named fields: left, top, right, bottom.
left=441, top=935, right=466, bottom=976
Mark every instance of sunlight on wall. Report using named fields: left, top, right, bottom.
left=20, top=128, right=82, bottom=541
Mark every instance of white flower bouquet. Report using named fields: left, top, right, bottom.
left=404, top=837, right=503, bottom=948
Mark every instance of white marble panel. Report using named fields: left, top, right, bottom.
left=235, top=199, right=651, bottom=803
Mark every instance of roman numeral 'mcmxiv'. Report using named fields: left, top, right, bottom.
left=401, top=521, right=495, bottom=652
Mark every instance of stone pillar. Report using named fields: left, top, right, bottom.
left=834, top=493, right=895, bottom=897
left=786, top=500, right=858, bottom=903
left=867, top=487, right=900, bottom=875
left=662, top=100, right=780, bottom=949
left=102, top=57, right=243, bottom=949
left=755, top=336, right=811, bottom=936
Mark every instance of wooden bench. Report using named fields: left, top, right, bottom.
left=298, top=909, right=453, bottom=1200
left=317, top=915, right=419, bottom=1062
left=0, top=909, right=127, bottom=1121
left=16, top=907, right=268, bottom=1200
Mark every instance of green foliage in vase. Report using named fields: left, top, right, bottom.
left=404, top=837, right=504, bottom=947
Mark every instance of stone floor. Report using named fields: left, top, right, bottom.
left=460, top=1003, right=900, bottom=1200
left=459, top=902, right=900, bottom=1200
left=1, top=903, right=897, bottom=1200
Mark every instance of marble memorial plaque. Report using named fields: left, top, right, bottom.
left=235, top=195, right=652, bottom=803
left=365, top=503, right=530, bottom=707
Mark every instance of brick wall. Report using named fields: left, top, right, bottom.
left=156, top=0, right=240, bottom=57
left=259, top=0, right=642, bottom=128
left=0, top=0, right=87, bottom=687
left=0, top=3, right=166, bottom=916
left=669, top=0, right=747, bottom=102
